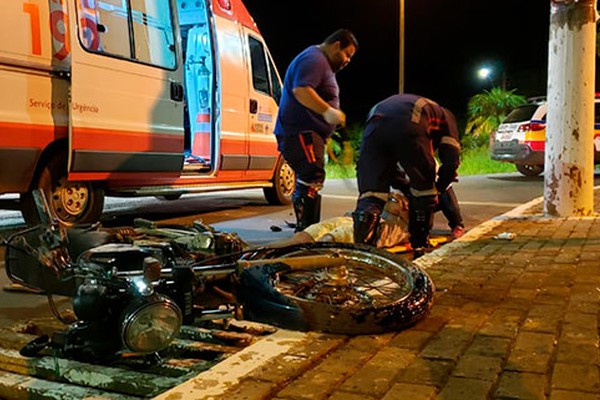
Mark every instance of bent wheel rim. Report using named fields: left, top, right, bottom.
left=272, top=248, right=414, bottom=308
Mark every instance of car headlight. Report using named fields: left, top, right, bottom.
left=120, top=294, right=182, bottom=354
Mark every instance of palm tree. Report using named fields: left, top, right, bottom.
left=466, top=87, right=527, bottom=139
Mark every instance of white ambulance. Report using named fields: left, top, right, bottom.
left=0, top=0, right=293, bottom=225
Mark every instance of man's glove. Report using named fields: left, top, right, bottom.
left=342, top=141, right=354, bottom=165
left=322, top=107, right=346, bottom=126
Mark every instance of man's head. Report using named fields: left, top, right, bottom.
left=321, top=29, right=359, bottom=72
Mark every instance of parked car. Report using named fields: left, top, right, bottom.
left=490, top=96, right=600, bottom=176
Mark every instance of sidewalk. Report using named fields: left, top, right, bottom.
left=160, top=190, right=600, bottom=400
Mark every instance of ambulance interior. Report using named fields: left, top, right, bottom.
left=177, top=1, right=215, bottom=171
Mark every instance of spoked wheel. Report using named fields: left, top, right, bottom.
left=236, top=242, right=434, bottom=335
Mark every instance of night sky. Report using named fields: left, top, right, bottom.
left=243, top=0, right=552, bottom=128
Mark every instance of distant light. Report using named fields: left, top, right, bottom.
left=478, top=67, right=492, bottom=80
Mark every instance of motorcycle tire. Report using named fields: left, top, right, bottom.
left=236, top=242, right=434, bottom=335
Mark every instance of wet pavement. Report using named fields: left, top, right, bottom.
left=158, top=190, right=600, bottom=400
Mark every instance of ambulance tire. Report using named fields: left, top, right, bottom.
left=515, top=164, right=543, bottom=177
left=20, top=152, right=105, bottom=227
left=263, top=157, right=294, bottom=205
left=236, top=242, right=434, bottom=335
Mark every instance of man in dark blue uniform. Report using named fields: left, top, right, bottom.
left=274, top=29, right=358, bottom=231
left=352, top=94, right=461, bottom=257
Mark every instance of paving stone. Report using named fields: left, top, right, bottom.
left=345, top=334, right=395, bottom=352
left=388, top=329, right=435, bottom=350
left=555, top=341, right=600, bottom=364
left=480, top=308, right=527, bottom=338
left=380, top=383, right=437, bottom=400
left=395, top=357, right=454, bottom=388
left=549, top=389, right=600, bottom=400
left=412, top=308, right=451, bottom=332
left=336, top=347, right=415, bottom=397
left=507, top=288, right=539, bottom=301
left=452, top=354, right=503, bottom=381
left=521, top=304, right=565, bottom=333
left=434, top=293, right=470, bottom=307
left=512, top=273, right=547, bottom=290
left=559, top=323, right=599, bottom=345
left=419, top=326, right=475, bottom=361
left=505, top=331, right=556, bottom=373
left=275, top=370, right=343, bottom=400
left=222, top=379, right=277, bottom=400
left=327, top=391, right=378, bottom=400
left=284, top=334, right=346, bottom=360
left=566, top=300, right=600, bottom=315
left=563, top=312, right=597, bottom=328
left=460, top=301, right=495, bottom=317
left=551, top=363, right=600, bottom=392
left=495, top=371, right=547, bottom=400
left=246, top=354, right=314, bottom=383
left=464, top=335, right=512, bottom=358
left=436, top=376, right=494, bottom=399
left=316, top=347, right=375, bottom=376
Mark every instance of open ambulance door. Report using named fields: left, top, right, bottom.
left=67, top=0, right=185, bottom=180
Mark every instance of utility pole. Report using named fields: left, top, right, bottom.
left=399, top=0, right=404, bottom=93
left=544, top=0, right=597, bottom=216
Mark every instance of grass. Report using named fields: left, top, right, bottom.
left=457, top=146, right=516, bottom=175
left=325, top=146, right=517, bottom=179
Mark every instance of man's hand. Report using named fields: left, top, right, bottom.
left=322, top=107, right=346, bottom=126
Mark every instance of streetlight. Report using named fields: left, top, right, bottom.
left=477, top=65, right=507, bottom=90
left=477, top=67, right=492, bottom=81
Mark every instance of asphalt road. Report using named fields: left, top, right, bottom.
left=0, top=172, right=575, bottom=245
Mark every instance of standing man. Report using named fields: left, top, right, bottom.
left=274, top=29, right=359, bottom=232
left=352, top=94, right=461, bottom=257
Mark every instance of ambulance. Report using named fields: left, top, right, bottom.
left=0, top=0, right=293, bottom=225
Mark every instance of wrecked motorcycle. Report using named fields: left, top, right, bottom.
left=3, top=193, right=434, bottom=361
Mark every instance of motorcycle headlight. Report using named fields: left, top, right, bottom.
left=120, top=295, right=182, bottom=354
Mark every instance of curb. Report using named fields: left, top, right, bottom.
left=413, top=194, right=545, bottom=270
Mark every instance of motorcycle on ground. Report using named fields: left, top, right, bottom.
left=3, top=191, right=434, bottom=362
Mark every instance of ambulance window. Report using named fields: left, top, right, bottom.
left=77, top=0, right=176, bottom=69
left=79, top=0, right=130, bottom=57
left=131, top=0, right=176, bottom=68
left=248, top=37, right=270, bottom=94
left=268, top=57, right=281, bottom=104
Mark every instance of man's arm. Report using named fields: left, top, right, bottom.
left=293, top=86, right=345, bottom=126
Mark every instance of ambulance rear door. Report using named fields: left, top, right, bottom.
left=67, top=0, right=185, bottom=179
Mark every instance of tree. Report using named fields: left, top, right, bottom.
left=466, top=87, right=527, bottom=140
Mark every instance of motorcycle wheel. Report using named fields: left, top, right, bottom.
left=236, top=242, right=434, bottom=335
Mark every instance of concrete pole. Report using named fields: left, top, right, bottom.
left=544, top=0, right=597, bottom=216
left=399, top=0, right=405, bottom=93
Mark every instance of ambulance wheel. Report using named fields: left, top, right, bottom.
left=263, top=157, right=294, bottom=205
left=236, top=242, right=434, bottom=335
left=516, top=164, right=543, bottom=177
left=20, top=152, right=105, bottom=227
